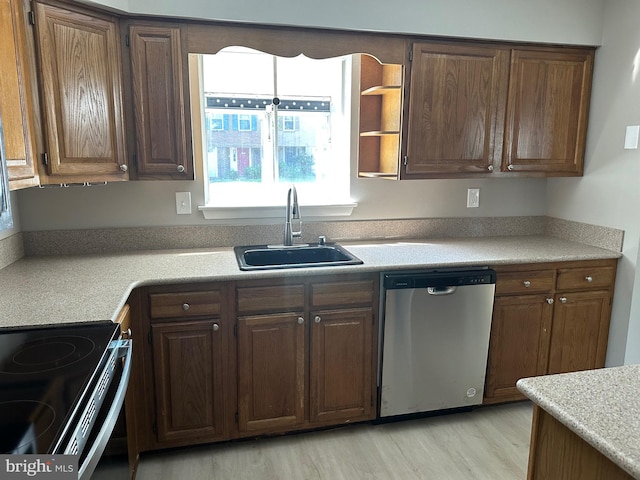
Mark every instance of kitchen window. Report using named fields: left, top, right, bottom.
left=194, top=47, right=355, bottom=218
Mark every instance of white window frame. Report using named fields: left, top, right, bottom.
left=193, top=52, right=359, bottom=221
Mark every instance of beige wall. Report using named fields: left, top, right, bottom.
left=547, top=0, right=640, bottom=365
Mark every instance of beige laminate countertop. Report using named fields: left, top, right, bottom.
left=517, top=365, right=640, bottom=479
left=0, top=235, right=620, bottom=329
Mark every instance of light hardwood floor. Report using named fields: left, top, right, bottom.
left=135, top=402, right=533, bottom=480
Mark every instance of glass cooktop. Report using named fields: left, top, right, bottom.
left=0, top=321, right=119, bottom=454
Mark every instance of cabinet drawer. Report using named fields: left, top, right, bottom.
left=495, top=270, right=555, bottom=295
left=556, top=266, right=616, bottom=291
left=150, top=291, right=221, bottom=318
left=311, top=280, right=375, bottom=308
left=237, top=284, right=305, bottom=314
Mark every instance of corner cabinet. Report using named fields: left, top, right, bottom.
left=236, top=273, right=378, bottom=437
left=33, top=1, right=128, bottom=183
left=0, top=0, right=39, bottom=189
left=380, top=40, right=595, bottom=179
left=503, top=47, right=594, bottom=176
left=484, top=259, right=616, bottom=404
left=127, top=23, right=193, bottom=180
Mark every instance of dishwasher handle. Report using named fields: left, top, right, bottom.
left=427, top=286, right=457, bottom=295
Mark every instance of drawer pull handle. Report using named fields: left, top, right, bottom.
left=314, top=316, right=322, bottom=324
left=560, top=297, right=568, bottom=304
left=297, top=316, right=304, bottom=325
left=212, top=323, right=219, bottom=332
left=585, top=275, right=593, bottom=282
left=182, top=303, right=190, bottom=311
left=546, top=298, right=554, bottom=305
left=523, top=280, right=531, bottom=288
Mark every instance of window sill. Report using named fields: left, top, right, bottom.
left=198, top=202, right=358, bottom=221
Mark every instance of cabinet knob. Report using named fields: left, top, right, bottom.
left=182, top=303, right=190, bottom=311
left=523, top=280, right=531, bottom=288
left=546, top=298, right=554, bottom=304
left=507, top=164, right=514, bottom=171
left=119, top=164, right=128, bottom=172
left=314, top=315, right=321, bottom=324
left=177, top=165, right=185, bottom=173
left=585, top=275, right=593, bottom=283
left=297, top=316, right=304, bottom=325
left=487, top=165, right=494, bottom=172
left=560, top=297, right=568, bottom=304
left=212, top=323, right=219, bottom=332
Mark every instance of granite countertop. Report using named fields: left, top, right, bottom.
left=517, top=365, right=640, bottom=478
left=0, top=234, right=620, bottom=329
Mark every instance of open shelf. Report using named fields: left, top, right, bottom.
left=357, top=54, right=404, bottom=179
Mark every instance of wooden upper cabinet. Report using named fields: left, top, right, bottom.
left=33, top=1, right=128, bottom=183
left=404, top=42, right=509, bottom=178
left=503, top=47, right=594, bottom=176
left=128, top=24, right=192, bottom=179
left=0, top=0, right=39, bottom=189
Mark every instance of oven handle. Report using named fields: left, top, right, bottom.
left=78, top=339, right=132, bottom=480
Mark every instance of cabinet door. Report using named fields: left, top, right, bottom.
left=151, top=320, right=225, bottom=443
left=310, top=308, right=374, bottom=424
left=129, top=24, right=192, bottom=179
left=34, top=2, right=128, bottom=182
left=503, top=47, right=594, bottom=175
left=237, top=313, right=305, bottom=433
left=404, top=42, right=509, bottom=177
left=0, top=0, right=39, bottom=189
left=484, top=295, right=553, bottom=403
left=548, top=290, right=611, bottom=374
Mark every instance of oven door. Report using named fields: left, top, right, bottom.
left=56, top=338, right=132, bottom=479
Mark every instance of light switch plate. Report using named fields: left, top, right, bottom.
left=467, top=188, right=480, bottom=208
left=624, top=125, right=640, bottom=149
left=175, top=192, right=192, bottom=215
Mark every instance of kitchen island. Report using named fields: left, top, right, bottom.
left=517, top=365, right=640, bottom=479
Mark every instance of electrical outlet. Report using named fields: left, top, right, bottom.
left=467, top=188, right=480, bottom=208
left=175, top=192, right=192, bottom=215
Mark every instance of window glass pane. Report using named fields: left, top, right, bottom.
left=200, top=48, right=351, bottom=206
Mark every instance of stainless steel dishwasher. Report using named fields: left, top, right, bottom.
left=379, top=268, right=496, bottom=418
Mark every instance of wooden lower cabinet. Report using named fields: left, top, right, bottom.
left=485, top=295, right=553, bottom=403
left=237, top=312, right=306, bottom=433
left=310, top=307, right=373, bottom=424
left=236, top=274, right=378, bottom=437
left=548, top=290, right=612, bottom=374
left=151, top=320, right=226, bottom=443
left=484, top=260, right=617, bottom=404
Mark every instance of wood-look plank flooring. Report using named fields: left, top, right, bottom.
left=135, top=402, right=532, bottom=480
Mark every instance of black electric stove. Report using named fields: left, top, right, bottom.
left=0, top=321, right=121, bottom=455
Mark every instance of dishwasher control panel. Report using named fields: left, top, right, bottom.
left=383, top=269, right=496, bottom=289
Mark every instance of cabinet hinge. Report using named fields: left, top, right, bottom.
left=132, top=153, right=137, bottom=167
left=233, top=324, right=237, bottom=337
left=403, top=155, right=408, bottom=166
left=125, top=34, right=130, bottom=47
left=409, top=48, right=413, bottom=62
left=234, top=412, right=238, bottom=425
left=148, top=329, right=152, bottom=344
left=41, top=152, right=48, bottom=166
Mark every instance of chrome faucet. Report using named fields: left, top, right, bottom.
left=284, top=185, right=302, bottom=246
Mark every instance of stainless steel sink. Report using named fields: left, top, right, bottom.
left=234, top=243, right=363, bottom=270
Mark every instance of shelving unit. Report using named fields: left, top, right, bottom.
left=358, top=55, right=404, bottom=178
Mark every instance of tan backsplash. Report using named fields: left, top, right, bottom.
left=14, top=216, right=623, bottom=257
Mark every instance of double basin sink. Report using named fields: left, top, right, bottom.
left=234, top=242, right=363, bottom=271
